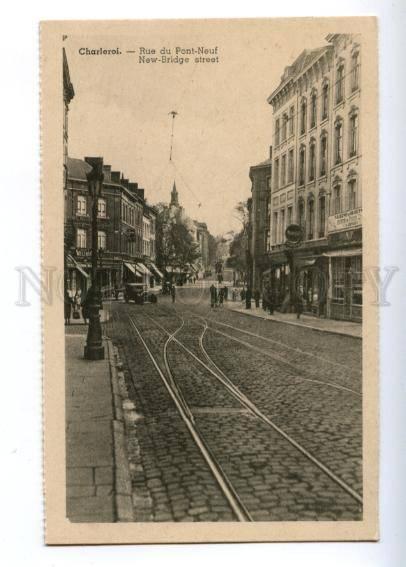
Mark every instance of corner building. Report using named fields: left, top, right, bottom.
left=267, top=33, right=362, bottom=321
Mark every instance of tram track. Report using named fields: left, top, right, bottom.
left=143, top=310, right=363, bottom=507
left=191, top=313, right=362, bottom=397
left=128, top=313, right=253, bottom=522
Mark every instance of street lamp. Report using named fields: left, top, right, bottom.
left=84, top=157, right=105, bottom=360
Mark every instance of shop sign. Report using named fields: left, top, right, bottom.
left=285, top=224, right=303, bottom=247
left=328, top=208, right=362, bottom=233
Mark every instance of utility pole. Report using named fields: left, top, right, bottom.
left=169, top=110, right=178, bottom=162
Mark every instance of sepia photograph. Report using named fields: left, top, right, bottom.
left=41, top=17, right=379, bottom=544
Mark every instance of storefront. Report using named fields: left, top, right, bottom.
left=267, top=252, right=291, bottom=310
left=66, top=254, right=90, bottom=295
left=294, top=256, right=328, bottom=317
left=324, top=249, right=362, bottom=322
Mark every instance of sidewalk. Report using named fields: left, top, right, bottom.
left=65, top=332, right=134, bottom=522
left=224, top=301, right=362, bottom=339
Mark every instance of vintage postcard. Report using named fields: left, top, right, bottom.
left=41, top=17, right=379, bottom=544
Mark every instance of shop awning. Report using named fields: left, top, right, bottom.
left=149, top=262, right=163, bottom=278
left=67, top=254, right=90, bottom=278
left=124, top=262, right=143, bottom=277
left=322, top=248, right=362, bottom=258
left=137, top=263, right=153, bottom=276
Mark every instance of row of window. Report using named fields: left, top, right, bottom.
left=75, top=228, right=145, bottom=254
left=274, top=110, right=359, bottom=189
left=122, top=200, right=143, bottom=227
left=274, top=51, right=360, bottom=145
left=76, top=196, right=106, bottom=218
left=76, top=229, right=107, bottom=250
left=271, top=179, right=359, bottom=244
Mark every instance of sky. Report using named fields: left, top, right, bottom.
left=66, top=20, right=329, bottom=236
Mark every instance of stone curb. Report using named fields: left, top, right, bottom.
left=106, top=339, right=135, bottom=522
left=225, top=305, right=362, bottom=340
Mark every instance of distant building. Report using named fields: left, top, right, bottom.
left=248, top=151, right=272, bottom=291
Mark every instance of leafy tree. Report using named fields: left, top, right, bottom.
left=155, top=203, right=201, bottom=273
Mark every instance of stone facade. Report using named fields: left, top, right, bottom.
left=266, top=33, right=362, bottom=321
left=65, top=158, right=156, bottom=295
left=249, top=154, right=272, bottom=292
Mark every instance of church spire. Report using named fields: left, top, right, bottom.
left=170, top=180, right=179, bottom=207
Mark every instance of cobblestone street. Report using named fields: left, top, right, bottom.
left=105, top=286, right=363, bottom=522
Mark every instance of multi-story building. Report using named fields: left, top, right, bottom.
left=65, top=158, right=153, bottom=295
left=141, top=203, right=161, bottom=287
left=266, top=33, right=362, bottom=321
left=195, top=221, right=210, bottom=273
left=248, top=151, right=272, bottom=291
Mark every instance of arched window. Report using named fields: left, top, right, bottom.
left=334, top=118, right=343, bottom=164
left=348, top=176, right=357, bottom=210
left=281, top=153, right=287, bottom=186
left=351, top=50, right=360, bottom=92
left=281, top=113, right=288, bottom=141
left=299, top=145, right=306, bottom=185
left=307, top=198, right=315, bottom=240
left=310, top=90, right=317, bottom=128
left=288, top=148, right=294, bottom=183
left=336, top=63, right=345, bottom=104
left=319, top=194, right=326, bottom=238
left=321, top=81, right=329, bottom=120
left=289, top=105, right=295, bottom=135
left=300, top=98, right=307, bottom=135
left=274, top=158, right=280, bottom=190
left=275, top=117, right=280, bottom=146
left=298, top=198, right=305, bottom=229
left=309, top=138, right=316, bottom=181
left=320, top=132, right=328, bottom=176
left=349, top=108, right=359, bottom=157
left=333, top=183, right=342, bottom=215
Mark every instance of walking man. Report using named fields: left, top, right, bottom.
left=171, top=284, right=176, bottom=304
left=210, top=284, right=216, bottom=308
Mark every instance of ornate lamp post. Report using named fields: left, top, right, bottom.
left=84, top=157, right=105, bottom=360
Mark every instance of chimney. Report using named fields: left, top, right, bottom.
left=121, top=177, right=129, bottom=189
left=128, top=182, right=139, bottom=193
left=111, top=171, right=121, bottom=183
left=102, top=164, right=111, bottom=182
left=137, top=188, right=145, bottom=201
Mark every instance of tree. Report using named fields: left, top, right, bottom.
left=225, top=199, right=251, bottom=283
left=226, top=230, right=248, bottom=280
left=155, top=203, right=201, bottom=273
left=208, top=233, right=218, bottom=268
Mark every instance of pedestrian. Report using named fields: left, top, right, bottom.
left=64, top=289, right=72, bottom=325
left=210, top=284, right=216, bottom=308
left=81, top=288, right=92, bottom=325
left=114, top=283, right=119, bottom=301
left=262, top=288, right=268, bottom=312
left=254, top=289, right=260, bottom=308
left=218, top=287, right=224, bottom=307
left=171, top=284, right=176, bottom=304
left=295, top=293, right=304, bottom=319
left=241, top=288, right=246, bottom=301
left=223, top=285, right=228, bottom=301
left=268, top=288, right=275, bottom=315
left=245, top=288, right=252, bottom=309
